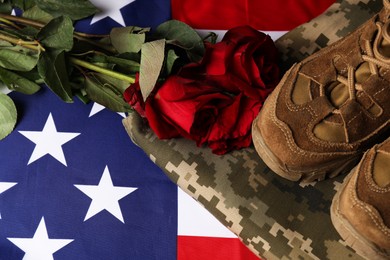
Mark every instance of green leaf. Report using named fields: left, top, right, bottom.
left=90, top=54, right=140, bottom=74
left=19, top=26, right=40, bottom=38
left=38, top=51, right=73, bottom=102
left=84, top=73, right=132, bottom=112
left=110, top=26, right=148, bottom=54
left=0, top=2, right=12, bottom=13
left=0, top=67, right=41, bottom=94
left=154, top=20, right=205, bottom=62
left=165, top=49, right=179, bottom=75
left=0, top=40, right=13, bottom=48
left=0, top=92, right=17, bottom=140
left=0, top=47, right=39, bottom=71
left=37, top=15, right=74, bottom=52
left=139, top=39, right=165, bottom=101
left=107, top=55, right=140, bottom=73
left=22, top=5, right=54, bottom=23
left=0, top=24, right=38, bottom=40
left=93, top=73, right=130, bottom=93
left=19, top=68, right=44, bottom=84
left=35, top=0, right=99, bottom=20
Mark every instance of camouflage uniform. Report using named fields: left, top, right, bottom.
left=123, top=0, right=383, bottom=259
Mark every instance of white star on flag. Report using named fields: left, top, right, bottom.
left=7, top=217, right=74, bottom=260
left=89, top=102, right=126, bottom=118
left=89, top=0, right=135, bottom=26
left=0, top=182, right=17, bottom=194
left=0, top=182, right=17, bottom=219
left=74, top=166, right=137, bottom=223
left=19, top=113, right=80, bottom=166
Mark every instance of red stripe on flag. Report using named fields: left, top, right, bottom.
left=172, top=0, right=336, bottom=31
left=178, top=236, right=260, bottom=260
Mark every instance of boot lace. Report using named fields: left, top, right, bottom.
left=336, top=17, right=390, bottom=101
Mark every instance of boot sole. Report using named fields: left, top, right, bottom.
left=252, top=116, right=360, bottom=183
left=330, top=169, right=390, bottom=260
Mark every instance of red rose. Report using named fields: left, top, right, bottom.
left=125, top=25, right=279, bottom=154
left=123, top=73, right=146, bottom=117
left=202, top=26, right=280, bottom=97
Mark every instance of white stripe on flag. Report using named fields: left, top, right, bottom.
left=178, top=188, right=236, bottom=238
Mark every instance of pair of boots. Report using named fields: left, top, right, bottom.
left=252, top=1, right=390, bottom=259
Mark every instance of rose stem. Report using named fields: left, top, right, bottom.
left=0, top=13, right=116, bottom=53
left=0, top=32, right=44, bottom=51
left=69, top=57, right=135, bottom=83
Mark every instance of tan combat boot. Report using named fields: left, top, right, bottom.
left=331, top=137, right=390, bottom=260
left=252, top=0, right=390, bottom=182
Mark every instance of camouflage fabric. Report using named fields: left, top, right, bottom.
left=123, top=0, right=383, bottom=259
left=276, top=0, right=382, bottom=72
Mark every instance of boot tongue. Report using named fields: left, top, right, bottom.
left=373, top=151, right=390, bottom=188
left=327, top=21, right=390, bottom=110
left=380, top=38, right=390, bottom=56
left=315, top=64, right=375, bottom=143
left=327, top=62, right=370, bottom=108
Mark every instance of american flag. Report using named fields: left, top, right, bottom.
left=0, top=0, right=335, bottom=259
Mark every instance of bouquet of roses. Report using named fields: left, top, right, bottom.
left=0, top=0, right=280, bottom=154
